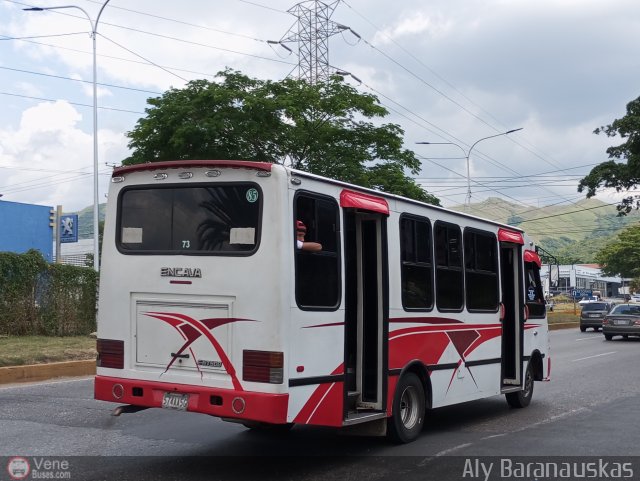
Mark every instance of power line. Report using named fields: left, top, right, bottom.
left=0, top=34, right=233, bottom=79
left=98, top=33, right=188, bottom=83
left=0, top=65, right=161, bottom=95
left=351, top=75, right=581, bottom=208
left=0, top=91, right=144, bottom=113
left=521, top=202, right=620, bottom=223
left=339, top=0, right=566, bottom=172
left=0, top=30, right=86, bottom=40
left=81, top=0, right=278, bottom=42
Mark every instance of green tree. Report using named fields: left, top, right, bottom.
left=629, top=278, right=640, bottom=293
left=594, top=224, right=640, bottom=278
left=124, top=69, right=439, bottom=205
left=578, top=96, right=640, bottom=214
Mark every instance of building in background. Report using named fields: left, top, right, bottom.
left=0, top=200, right=53, bottom=262
left=58, top=238, right=93, bottom=266
left=541, top=263, right=627, bottom=299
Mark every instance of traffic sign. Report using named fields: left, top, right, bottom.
left=572, top=289, right=592, bottom=299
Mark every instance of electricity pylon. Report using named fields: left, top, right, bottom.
left=277, top=0, right=348, bottom=84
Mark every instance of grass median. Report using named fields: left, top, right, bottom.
left=548, top=302, right=581, bottom=324
left=0, top=335, right=96, bottom=367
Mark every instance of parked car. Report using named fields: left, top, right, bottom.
left=630, top=294, right=640, bottom=303
left=579, top=302, right=611, bottom=332
left=602, top=303, right=640, bottom=340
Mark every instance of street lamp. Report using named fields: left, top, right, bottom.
left=24, top=1, right=111, bottom=272
left=417, top=128, right=523, bottom=206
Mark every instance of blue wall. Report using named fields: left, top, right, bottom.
left=0, top=201, right=54, bottom=262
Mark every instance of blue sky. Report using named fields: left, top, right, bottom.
left=1, top=0, right=639, bottom=215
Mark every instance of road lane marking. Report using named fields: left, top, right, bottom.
left=576, top=336, right=602, bottom=341
left=478, top=407, right=589, bottom=441
left=425, top=443, right=473, bottom=459
left=571, top=351, right=616, bottom=362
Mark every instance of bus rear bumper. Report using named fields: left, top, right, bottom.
left=94, top=375, right=289, bottom=424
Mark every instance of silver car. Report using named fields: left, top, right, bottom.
left=602, top=303, right=640, bottom=340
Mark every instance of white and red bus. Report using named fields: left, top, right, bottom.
left=94, top=160, right=550, bottom=443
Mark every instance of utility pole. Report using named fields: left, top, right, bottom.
left=55, top=205, right=62, bottom=264
left=276, top=0, right=354, bottom=84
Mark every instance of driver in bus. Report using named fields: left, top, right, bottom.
left=296, top=220, right=322, bottom=252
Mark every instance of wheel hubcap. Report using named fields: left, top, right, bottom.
left=400, top=385, right=419, bottom=429
left=523, top=370, right=533, bottom=397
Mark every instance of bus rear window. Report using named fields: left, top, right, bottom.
left=117, top=184, right=261, bottom=254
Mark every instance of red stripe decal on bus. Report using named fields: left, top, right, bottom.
left=389, top=316, right=464, bottom=324
left=292, top=365, right=345, bottom=427
left=448, top=330, right=481, bottom=358
left=143, top=312, right=255, bottom=391
left=302, top=322, right=345, bottom=329
left=388, top=324, right=504, bottom=377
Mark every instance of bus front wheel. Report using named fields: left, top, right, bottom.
left=387, top=372, right=425, bottom=444
left=505, top=363, right=534, bottom=408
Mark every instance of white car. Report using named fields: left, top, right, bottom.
left=578, top=296, right=600, bottom=305
left=630, top=295, right=640, bottom=303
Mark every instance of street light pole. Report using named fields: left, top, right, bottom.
left=25, top=1, right=111, bottom=272
left=417, top=128, right=523, bottom=206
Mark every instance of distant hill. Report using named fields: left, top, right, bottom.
left=453, top=197, right=640, bottom=263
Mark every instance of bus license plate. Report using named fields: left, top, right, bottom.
left=162, top=392, right=189, bottom=411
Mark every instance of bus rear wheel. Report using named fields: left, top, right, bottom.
left=505, top=363, right=534, bottom=408
left=387, top=372, right=425, bottom=444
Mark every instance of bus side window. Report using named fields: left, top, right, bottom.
left=434, top=221, right=463, bottom=311
left=464, top=229, right=499, bottom=311
left=525, top=262, right=545, bottom=318
left=400, top=215, right=433, bottom=310
left=294, top=193, right=340, bottom=310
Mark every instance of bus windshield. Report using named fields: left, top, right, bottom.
left=117, top=183, right=262, bottom=254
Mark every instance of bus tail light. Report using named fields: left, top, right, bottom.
left=97, top=339, right=124, bottom=369
left=243, top=350, right=283, bottom=384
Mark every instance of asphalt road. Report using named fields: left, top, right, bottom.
left=1, top=328, right=639, bottom=480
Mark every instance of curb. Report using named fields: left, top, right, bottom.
left=0, top=360, right=95, bottom=385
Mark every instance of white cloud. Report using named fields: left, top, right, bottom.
left=0, top=101, right=123, bottom=211
left=373, top=12, right=453, bottom=44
